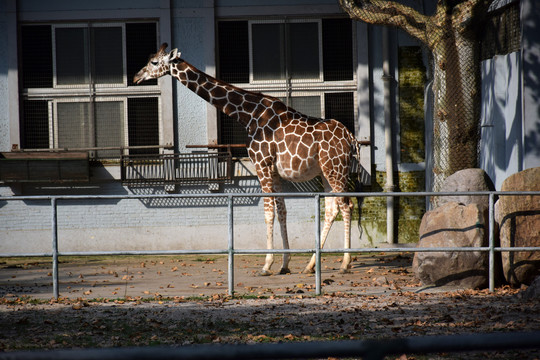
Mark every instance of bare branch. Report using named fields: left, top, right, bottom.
left=339, top=0, right=430, bottom=45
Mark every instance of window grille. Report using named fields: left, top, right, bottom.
left=217, top=18, right=357, bottom=157
left=126, top=23, right=158, bottom=86
left=322, top=19, right=354, bottom=81
left=22, top=100, right=49, bottom=149
left=55, top=27, right=91, bottom=85
left=21, top=25, right=53, bottom=89
left=218, top=21, right=249, bottom=84
left=128, top=97, right=160, bottom=155
left=20, top=22, right=160, bottom=159
left=481, top=2, right=521, bottom=60
left=324, top=92, right=355, bottom=134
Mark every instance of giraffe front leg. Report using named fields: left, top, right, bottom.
left=275, top=196, right=291, bottom=274
left=338, top=197, right=353, bottom=274
left=260, top=196, right=275, bottom=276
left=272, top=175, right=290, bottom=274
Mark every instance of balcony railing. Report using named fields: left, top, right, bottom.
left=121, top=145, right=241, bottom=185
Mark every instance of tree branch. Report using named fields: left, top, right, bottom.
left=339, top=0, right=430, bottom=45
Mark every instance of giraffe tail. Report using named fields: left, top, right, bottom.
left=350, top=135, right=364, bottom=241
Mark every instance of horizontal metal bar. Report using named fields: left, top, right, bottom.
left=12, top=145, right=174, bottom=152
left=0, top=253, right=54, bottom=258
left=185, top=144, right=247, bottom=148
left=60, top=250, right=229, bottom=257
left=4, top=246, right=540, bottom=259
left=2, top=190, right=540, bottom=202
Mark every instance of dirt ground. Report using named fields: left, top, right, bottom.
left=0, top=254, right=539, bottom=359
left=0, top=253, right=427, bottom=299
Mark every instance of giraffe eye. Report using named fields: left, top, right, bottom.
left=151, top=61, right=158, bottom=66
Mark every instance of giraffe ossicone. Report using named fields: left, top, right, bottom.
left=134, top=43, right=363, bottom=276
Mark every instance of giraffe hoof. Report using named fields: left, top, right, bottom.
left=302, top=267, right=315, bottom=274
left=279, top=268, right=291, bottom=275
left=338, top=268, right=351, bottom=274
left=259, top=270, right=273, bottom=277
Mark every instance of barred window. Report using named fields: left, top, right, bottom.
left=217, top=17, right=356, bottom=156
left=481, top=1, right=521, bottom=60
left=20, top=22, right=160, bottom=159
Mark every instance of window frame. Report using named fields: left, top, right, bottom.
left=217, top=17, right=358, bottom=94
left=20, top=21, right=164, bottom=158
left=51, top=96, right=129, bottom=149
left=217, top=16, right=359, bottom=155
left=51, top=23, right=128, bottom=89
left=248, top=19, right=324, bottom=85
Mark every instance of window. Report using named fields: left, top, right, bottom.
left=251, top=21, right=321, bottom=81
left=217, top=18, right=356, bottom=156
left=20, top=22, right=160, bottom=159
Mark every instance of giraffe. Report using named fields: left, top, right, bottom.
left=134, top=43, right=362, bottom=275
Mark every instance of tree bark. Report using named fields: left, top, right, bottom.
left=340, top=0, right=493, bottom=190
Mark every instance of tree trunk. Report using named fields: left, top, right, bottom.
left=429, top=8, right=481, bottom=190
left=339, top=0, right=491, bottom=191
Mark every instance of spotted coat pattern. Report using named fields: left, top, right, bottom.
left=134, top=43, right=360, bottom=274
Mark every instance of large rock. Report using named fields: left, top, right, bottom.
left=433, top=168, right=494, bottom=209
left=519, top=276, right=540, bottom=300
left=413, top=202, right=489, bottom=289
left=495, top=167, right=540, bottom=286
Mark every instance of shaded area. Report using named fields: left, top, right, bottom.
left=0, top=285, right=538, bottom=360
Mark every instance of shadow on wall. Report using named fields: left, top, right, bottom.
left=128, top=178, right=262, bottom=209
left=129, top=175, right=328, bottom=209
left=523, top=0, right=540, bottom=163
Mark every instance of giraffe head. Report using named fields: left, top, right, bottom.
left=133, top=43, right=180, bottom=84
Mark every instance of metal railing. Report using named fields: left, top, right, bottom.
left=1, top=191, right=540, bottom=299
left=120, top=151, right=233, bottom=185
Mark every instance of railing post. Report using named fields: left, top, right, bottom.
left=488, top=192, right=495, bottom=292
left=228, top=195, right=235, bottom=296
left=315, top=194, right=321, bottom=296
left=51, top=197, right=59, bottom=300
left=120, top=154, right=125, bottom=182
left=226, top=145, right=233, bottom=181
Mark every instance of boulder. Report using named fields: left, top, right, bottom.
left=495, top=167, right=540, bottom=286
left=413, top=202, right=489, bottom=289
left=519, top=276, right=540, bottom=300
left=433, top=168, right=494, bottom=209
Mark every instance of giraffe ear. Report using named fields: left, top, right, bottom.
left=169, top=48, right=180, bottom=60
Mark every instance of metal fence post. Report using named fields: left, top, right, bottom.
left=227, top=195, right=235, bottom=296
left=315, top=194, right=321, bottom=295
left=488, top=193, right=495, bottom=292
left=51, top=197, right=59, bottom=300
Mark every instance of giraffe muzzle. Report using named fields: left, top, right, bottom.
left=133, top=71, right=146, bottom=84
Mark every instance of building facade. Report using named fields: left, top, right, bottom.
left=0, top=0, right=536, bottom=253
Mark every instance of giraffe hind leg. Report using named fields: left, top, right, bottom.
left=272, top=175, right=291, bottom=274
left=303, top=195, right=340, bottom=273
left=337, top=196, right=354, bottom=274
left=260, top=196, right=275, bottom=276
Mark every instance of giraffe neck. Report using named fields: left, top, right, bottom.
left=170, top=60, right=272, bottom=129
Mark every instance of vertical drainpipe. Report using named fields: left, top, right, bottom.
left=382, top=26, right=396, bottom=244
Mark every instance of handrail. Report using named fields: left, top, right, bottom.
left=0, top=190, right=539, bottom=299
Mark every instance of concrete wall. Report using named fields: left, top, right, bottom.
left=480, top=52, right=523, bottom=190
left=1, top=180, right=365, bottom=254
left=7, top=0, right=529, bottom=253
